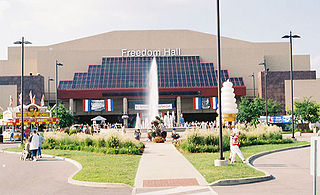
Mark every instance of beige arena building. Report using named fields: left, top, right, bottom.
left=0, top=30, right=317, bottom=125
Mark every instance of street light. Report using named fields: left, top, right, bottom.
left=249, top=73, right=255, bottom=98
left=55, top=60, right=63, bottom=120
left=48, top=77, right=54, bottom=106
left=282, top=31, right=300, bottom=139
left=259, top=59, right=269, bottom=125
left=216, top=0, right=224, bottom=162
left=14, top=37, right=32, bottom=144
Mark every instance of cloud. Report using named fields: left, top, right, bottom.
left=0, top=0, right=10, bottom=15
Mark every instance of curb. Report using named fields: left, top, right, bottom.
left=0, top=148, right=133, bottom=190
left=209, top=144, right=310, bottom=186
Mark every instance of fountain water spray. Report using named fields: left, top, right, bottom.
left=146, top=57, right=159, bottom=126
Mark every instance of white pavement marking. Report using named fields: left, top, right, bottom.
left=137, top=186, right=217, bottom=195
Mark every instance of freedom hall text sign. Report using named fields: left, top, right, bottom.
left=121, top=48, right=181, bottom=57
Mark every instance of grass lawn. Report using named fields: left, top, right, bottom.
left=182, top=141, right=309, bottom=183
left=4, top=148, right=141, bottom=186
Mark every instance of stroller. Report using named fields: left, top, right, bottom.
left=20, top=142, right=32, bottom=161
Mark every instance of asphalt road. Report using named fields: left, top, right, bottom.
left=213, top=147, right=314, bottom=195
left=0, top=143, right=132, bottom=195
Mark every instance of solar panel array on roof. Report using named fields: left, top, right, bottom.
left=229, top=77, right=245, bottom=86
left=58, top=56, right=245, bottom=90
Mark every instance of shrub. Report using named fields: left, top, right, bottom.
left=107, top=148, right=119, bottom=154
left=106, top=136, right=120, bottom=148
left=129, top=147, right=140, bottom=155
left=119, top=148, right=128, bottom=154
left=177, top=125, right=291, bottom=153
left=97, top=138, right=106, bottom=148
left=69, top=129, right=77, bottom=135
left=139, top=142, right=145, bottom=149
left=122, top=140, right=135, bottom=148
left=84, top=137, right=93, bottom=146
left=204, top=134, right=217, bottom=145
left=60, top=137, right=73, bottom=146
left=187, top=134, right=204, bottom=145
left=42, top=132, right=144, bottom=155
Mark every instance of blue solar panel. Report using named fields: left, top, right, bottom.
left=230, top=77, right=245, bottom=86
left=58, top=56, right=245, bottom=90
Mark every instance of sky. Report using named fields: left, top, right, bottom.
left=0, top=0, right=319, bottom=76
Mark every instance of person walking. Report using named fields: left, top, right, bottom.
left=229, top=128, right=245, bottom=163
left=28, top=130, right=39, bottom=161
left=38, top=133, right=45, bottom=159
left=121, top=124, right=126, bottom=136
left=9, top=128, right=14, bottom=142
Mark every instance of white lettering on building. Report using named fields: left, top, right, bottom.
left=121, top=48, right=181, bottom=57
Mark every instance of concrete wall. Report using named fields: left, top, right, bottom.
left=0, top=85, right=17, bottom=110
left=285, top=78, right=320, bottom=108
left=258, top=71, right=316, bottom=113
left=0, top=30, right=311, bottom=99
left=0, top=75, right=44, bottom=108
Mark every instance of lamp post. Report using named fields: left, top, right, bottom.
left=259, top=60, right=269, bottom=125
left=48, top=77, right=54, bottom=106
left=250, top=73, right=255, bottom=98
left=55, top=60, right=63, bottom=120
left=216, top=0, right=224, bottom=161
left=14, top=37, right=32, bottom=144
left=282, top=31, right=300, bottom=139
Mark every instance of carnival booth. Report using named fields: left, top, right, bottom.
left=0, top=103, right=59, bottom=140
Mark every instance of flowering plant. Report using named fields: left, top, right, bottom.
left=150, top=116, right=163, bottom=137
left=153, top=136, right=165, bottom=143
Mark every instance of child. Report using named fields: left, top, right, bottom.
left=134, top=129, right=141, bottom=141
left=229, top=128, right=245, bottom=163
left=147, top=129, right=152, bottom=141
left=171, top=128, right=180, bottom=141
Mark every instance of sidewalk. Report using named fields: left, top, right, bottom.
left=134, top=142, right=208, bottom=188
left=283, top=132, right=315, bottom=141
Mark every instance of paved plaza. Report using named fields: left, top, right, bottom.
left=0, top=134, right=314, bottom=195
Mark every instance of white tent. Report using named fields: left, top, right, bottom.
left=91, top=116, right=107, bottom=121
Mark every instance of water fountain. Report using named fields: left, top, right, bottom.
left=146, top=57, right=159, bottom=126
left=135, top=113, right=142, bottom=129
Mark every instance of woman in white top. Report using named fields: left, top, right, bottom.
left=121, top=124, right=126, bottom=136
left=28, top=130, right=39, bottom=161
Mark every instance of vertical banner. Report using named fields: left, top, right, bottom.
left=83, top=99, right=91, bottom=112
left=193, top=97, right=201, bottom=110
left=211, top=97, right=218, bottom=109
left=106, top=99, right=114, bottom=111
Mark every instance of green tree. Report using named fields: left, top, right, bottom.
left=237, top=97, right=282, bottom=124
left=294, top=97, right=320, bottom=123
left=237, top=98, right=252, bottom=123
left=51, top=104, right=74, bottom=128
left=267, top=99, right=282, bottom=116
left=0, top=112, right=2, bottom=119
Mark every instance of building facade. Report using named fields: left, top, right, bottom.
left=0, top=30, right=316, bottom=125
